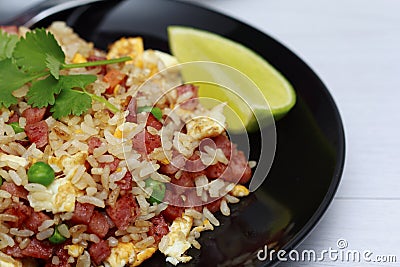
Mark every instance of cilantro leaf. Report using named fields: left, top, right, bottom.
left=13, top=28, right=65, bottom=74
left=46, top=54, right=62, bottom=79
left=0, top=59, right=36, bottom=108
left=60, top=74, right=97, bottom=89
left=27, top=75, right=60, bottom=107
left=0, top=30, right=18, bottom=60
left=51, top=89, right=92, bottom=119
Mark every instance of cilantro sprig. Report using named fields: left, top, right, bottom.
left=0, top=28, right=130, bottom=119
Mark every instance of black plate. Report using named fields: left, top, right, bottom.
left=30, top=0, right=345, bottom=266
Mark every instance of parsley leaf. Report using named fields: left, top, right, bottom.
left=0, top=30, right=18, bottom=60
left=0, top=59, right=36, bottom=107
left=13, top=28, right=65, bottom=74
left=51, top=89, right=92, bottom=119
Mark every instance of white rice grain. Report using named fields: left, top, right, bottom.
left=77, top=195, right=105, bottom=208
left=38, top=220, right=55, bottom=232
left=220, top=199, right=230, bottom=216
left=36, top=228, right=54, bottom=240
left=203, top=207, right=220, bottom=226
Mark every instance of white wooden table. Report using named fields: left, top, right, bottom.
left=179, top=0, right=400, bottom=266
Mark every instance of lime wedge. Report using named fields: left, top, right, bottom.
left=168, top=26, right=296, bottom=131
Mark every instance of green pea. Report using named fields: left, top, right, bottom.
left=0, top=176, right=2, bottom=186
left=49, top=225, right=67, bottom=244
left=27, top=162, right=55, bottom=186
left=145, top=178, right=166, bottom=204
left=9, top=122, right=24, bottom=134
left=137, top=106, right=163, bottom=121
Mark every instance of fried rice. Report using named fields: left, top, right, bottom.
left=0, top=22, right=254, bottom=267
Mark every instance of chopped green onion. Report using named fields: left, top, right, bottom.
left=137, top=106, right=163, bottom=121
left=9, top=122, right=24, bottom=133
left=0, top=176, right=2, bottom=186
left=49, top=225, right=67, bottom=244
left=27, top=162, right=55, bottom=186
left=145, top=178, right=166, bottom=204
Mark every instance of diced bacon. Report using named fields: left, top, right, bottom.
left=0, top=25, right=18, bottom=34
left=22, top=107, right=46, bottom=125
left=116, top=171, right=133, bottom=192
left=148, top=215, right=169, bottom=243
left=132, top=130, right=161, bottom=155
left=1, top=182, right=28, bottom=199
left=25, top=120, right=48, bottom=148
left=8, top=112, right=19, bottom=123
left=70, top=202, right=95, bottom=225
left=176, top=84, right=199, bottom=110
left=87, top=136, right=102, bottom=154
left=161, top=205, right=183, bottom=223
left=206, top=149, right=252, bottom=184
left=159, top=163, right=179, bottom=175
left=100, top=157, right=120, bottom=173
left=4, top=203, right=32, bottom=228
left=45, top=245, right=71, bottom=267
left=103, top=69, right=126, bottom=94
left=161, top=187, right=184, bottom=223
left=146, top=113, right=162, bottom=131
left=25, top=211, right=51, bottom=233
left=106, top=194, right=139, bottom=230
left=212, top=135, right=232, bottom=159
left=89, top=240, right=111, bottom=265
left=206, top=162, right=226, bottom=180
left=125, top=96, right=137, bottom=123
left=87, top=55, right=107, bottom=75
left=205, top=198, right=222, bottom=213
left=171, top=171, right=195, bottom=188
left=88, top=211, right=109, bottom=239
left=185, top=152, right=206, bottom=172
left=4, top=244, right=24, bottom=258
left=21, top=238, right=52, bottom=259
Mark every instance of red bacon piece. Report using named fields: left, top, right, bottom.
left=70, top=202, right=95, bottom=225
left=106, top=194, right=139, bottom=230
left=88, top=211, right=110, bottom=239
left=1, top=182, right=28, bottom=199
left=89, top=240, right=111, bottom=265
left=148, top=215, right=169, bottom=243
left=25, top=120, right=48, bottom=148
left=22, top=107, right=46, bottom=125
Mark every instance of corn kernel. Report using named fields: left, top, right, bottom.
left=113, top=128, right=122, bottom=138
left=72, top=53, right=87, bottom=64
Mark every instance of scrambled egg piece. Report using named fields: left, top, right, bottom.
left=106, top=242, right=136, bottom=267
left=0, top=252, right=22, bottom=267
left=230, top=185, right=250, bottom=197
left=48, top=151, right=87, bottom=173
left=159, top=215, right=193, bottom=265
left=186, top=116, right=225, bottom=140
left=107, top=37, right=144, bottom=66
left=65, top=244, right=84, bottom=258
left=105, top=242, right=156, bottom=267
left=131, top=247, right=156, bottom=267
left=27, top=177, right=77, bottom=213
left=191, top=219, right=214, bottom=234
